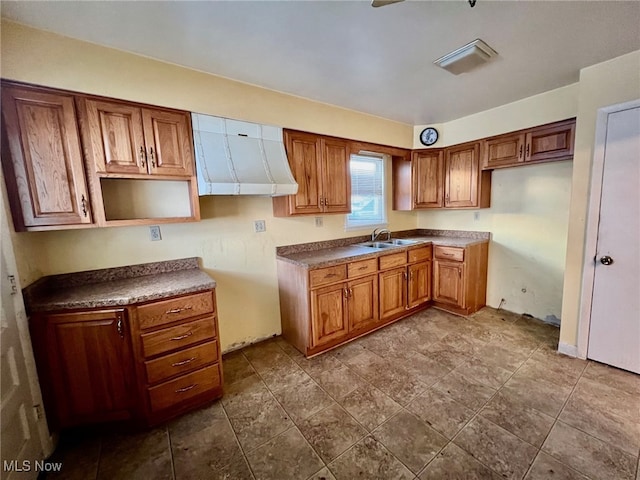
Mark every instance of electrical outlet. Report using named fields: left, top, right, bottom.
left=474, top=211, right=480, bottom=221
left=149, top=225, right=162, bottom=241
left=315, top=217, right=323, bottom=227
left=254, top=220, right=266, bottom=233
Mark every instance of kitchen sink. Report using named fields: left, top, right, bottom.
left=388, top=239, right=419, bottom=245
left=357, top=239, right=419, bottom=249
left=358, top=241, right=399, bottom=249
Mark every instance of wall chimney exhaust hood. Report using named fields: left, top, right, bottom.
left=191, top=113, right=298, bottom=196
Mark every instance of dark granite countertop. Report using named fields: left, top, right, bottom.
left=24, top=258, right=216, bottom=313
left=276, top=229, right=490, bottom=268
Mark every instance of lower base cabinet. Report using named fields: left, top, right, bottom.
left=279, top=240, right=488, bottom=357
left=30, top=289, right=223, bottom=430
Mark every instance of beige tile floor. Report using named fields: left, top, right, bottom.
left=48, top=307, right=640, bottom=480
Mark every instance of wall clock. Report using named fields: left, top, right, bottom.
left=419, top=127, right=439, bottom=146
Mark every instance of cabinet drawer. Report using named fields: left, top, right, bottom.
left=141, top=316, right=216, bottom=358
left=379, top=252, right=407, bottom=270
left=434, top=246, right=465, bottom=262
left=144, top=340, right=218, bottom=385
left=137, top=291, right=214, bottom=330
left=408, top=245, right=432, bottom=263
left=347, top=258, right=377, bottom=278
left=309, top=265, right=347, bottom=288
left=148, top=364, right=221, bottom=412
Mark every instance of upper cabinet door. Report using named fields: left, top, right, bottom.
left=284, top=130, right=323, bottom=215
left=321, top=138, right=351, bottom=214
left=525, top=120, right=575, bottom=163
left=142, top=108, right=193, bottom=177
left=1, top=85, right=92, bottom=228
left=412, top=150, right=444, bottom=208
left=79, top=98, right=147, bottom=175
left=444, top=142, right=480, bottom=208
left=482, top=133, right=525, bottom=169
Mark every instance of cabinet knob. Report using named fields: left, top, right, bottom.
left=519, top=145, right=523, bottom=159
left=526, top=144, right=530, bottom=157
left=149, top=147, right=156, bottom=167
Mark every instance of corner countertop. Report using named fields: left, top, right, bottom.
left=23, top=257, right=216, bottom=313
left=276, top=229, right=490, bottom=268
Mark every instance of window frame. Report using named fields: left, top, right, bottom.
left=345, top=152, right=387, bottom=231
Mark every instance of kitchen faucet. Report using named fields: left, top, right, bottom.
left=371, top=228, right=391, bottom=242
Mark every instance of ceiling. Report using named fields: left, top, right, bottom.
left=2, top=1, right=639, bottom=125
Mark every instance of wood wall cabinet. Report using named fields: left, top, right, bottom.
left=30, top=289, right=222, bottom=429
left=30, top=308, right=136, bottom=428
left=1, top=81, right=200, bottom=231
left=482, top=119, right=576, bottom=170
left=412, top=150, right=444, bottom=208
left=432, top=243, right=488, bottom=316
left=404, top=142, right=490, bottom=210
left=444, top=141, right=490, bottom=208
left=272, top=130, right=351, bottom=216
left=78, top=97, right=194, bottom=177
left=1, top=84, right=93, bottom=230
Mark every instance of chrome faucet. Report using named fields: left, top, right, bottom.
left=371, top=228, right=391, bottom=242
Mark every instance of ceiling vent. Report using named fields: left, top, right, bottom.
left=434, top=39, right=498, bottom=75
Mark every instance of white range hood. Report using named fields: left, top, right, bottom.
left=191, top=113, right=298, bottom=196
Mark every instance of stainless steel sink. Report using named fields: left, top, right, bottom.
left=358, top=241, right=399, bottom=249
left=388, top=239, right=419, bottom=245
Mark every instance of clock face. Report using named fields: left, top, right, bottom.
left=420, top=127, right=439, bottom=146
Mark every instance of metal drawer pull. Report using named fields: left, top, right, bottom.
left=166, top=306, right=194, bottom=314
left=175, top=383, right=198, bottom=393
left=172, top=356, right=197, bottom=367
left=324, top=273, right=338, bottom=278
left=170, top=331, right=193, bottom=341
left=358, top=266, right=369, bottom=270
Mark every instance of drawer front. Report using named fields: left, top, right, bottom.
left=434, top=246, right=465, bottom=262
left=379, top=251, right=407, bottom=270
left=408, top=245, right=433, bottom=263
left=309, top=264, right=347, bottom=288
left=347, top=258, right=377, bottom=278
left=138, top=291, right=214, bottom=330
left=145, top=340, right=218, bottom=385
left=141, top=316, right=216, bottom=358
left=148, top=364, right=221, bottom=412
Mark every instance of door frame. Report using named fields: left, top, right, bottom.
left=576, top=99, right=640, bottom=359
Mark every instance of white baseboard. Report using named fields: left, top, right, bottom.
left=558, top=342, right=579, bottom=358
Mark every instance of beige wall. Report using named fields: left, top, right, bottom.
left=3, top=20, right=638, bottom=352
left=414, top=85, right=579, bottom=323
left=560, top=50, right=640, bottom=348
left=0, top=21, right=416, bottom=351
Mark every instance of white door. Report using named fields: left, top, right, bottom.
left=587, top=105, right=640, bottom=374
left=1, top=189, right=52, bottom=479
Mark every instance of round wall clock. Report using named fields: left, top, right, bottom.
left=419, top=127, right=439, bottom=146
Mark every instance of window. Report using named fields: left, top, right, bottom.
left=346, top=153, right=386, bottom=230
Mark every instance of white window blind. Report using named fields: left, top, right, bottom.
left=346, top=154, right=386, bottom=229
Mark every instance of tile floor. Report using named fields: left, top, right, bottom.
left=48, top=307, right=640, bottom=480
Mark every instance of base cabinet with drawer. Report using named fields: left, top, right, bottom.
left=30, top=289, right=223, bottom=430
left=278, top=244, right=435, bottom=357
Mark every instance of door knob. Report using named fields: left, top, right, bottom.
left=600, top=256, right=614, bottom=266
